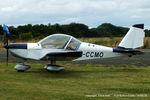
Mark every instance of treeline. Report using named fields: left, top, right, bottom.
left=0, top=23, right=150, bottom=40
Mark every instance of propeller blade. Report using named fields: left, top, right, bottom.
left=3, top=32, right=9, bottom=66
left=6, top=48, right=9, bottom=66
left=2, top=24, right=10, bottom=66
left=6, top=33, right=9, bottom=66
left=3, top=32, right=7, bottom=46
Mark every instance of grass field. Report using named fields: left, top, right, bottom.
left=0, top=63, right=150, bottom=100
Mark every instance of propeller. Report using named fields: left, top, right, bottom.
left=2, top=24, right=10, bottom=66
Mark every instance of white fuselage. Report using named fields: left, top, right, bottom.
left=9, top=42, right=125, bottom=61
left=75, top=42, right=125, bottom=61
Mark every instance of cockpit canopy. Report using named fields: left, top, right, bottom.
left=39, top=34, right=81, bottom=50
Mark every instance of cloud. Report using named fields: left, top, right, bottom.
left=0, top=0, right=150, bottom=29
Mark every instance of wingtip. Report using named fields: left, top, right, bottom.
left=133, top=24, right=144, bottom=29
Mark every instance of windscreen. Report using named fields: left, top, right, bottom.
left=40, top=35, right=70, bottom=49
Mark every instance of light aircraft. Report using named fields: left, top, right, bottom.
left=2, top=24, right=145, bottom=72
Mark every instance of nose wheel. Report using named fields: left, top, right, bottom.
left=14, top=60, right=30, bottom=72
left=14, top=64, right=31, bottom=72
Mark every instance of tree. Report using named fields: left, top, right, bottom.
left=0, top=23, right=149, bottom=41
left=19, top=32, right=33, bottom=41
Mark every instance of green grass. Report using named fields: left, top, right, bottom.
left=0, top=63, right=150, bottom=100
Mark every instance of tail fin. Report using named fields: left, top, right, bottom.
left=119, top=24, right=145, bottom=49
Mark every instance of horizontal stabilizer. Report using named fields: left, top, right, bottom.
left=113, top=46, right=144, bottom=55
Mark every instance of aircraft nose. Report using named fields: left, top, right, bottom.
left=4, top=45, right=9, bottom=49
left=8, top=43, right=27, bottom=49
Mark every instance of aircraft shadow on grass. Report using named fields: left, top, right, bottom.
left=23, top=67, right=142, bottom=79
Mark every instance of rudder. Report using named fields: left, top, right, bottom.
left=119, top=24, right=145, bottom=49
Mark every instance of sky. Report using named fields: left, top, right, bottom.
left=0, top=0, right=150, bottom=29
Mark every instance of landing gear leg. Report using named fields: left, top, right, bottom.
left=44, top=60, right=64, bottom=72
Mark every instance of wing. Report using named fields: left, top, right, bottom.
left=40, top=51, right=83, bottom=61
